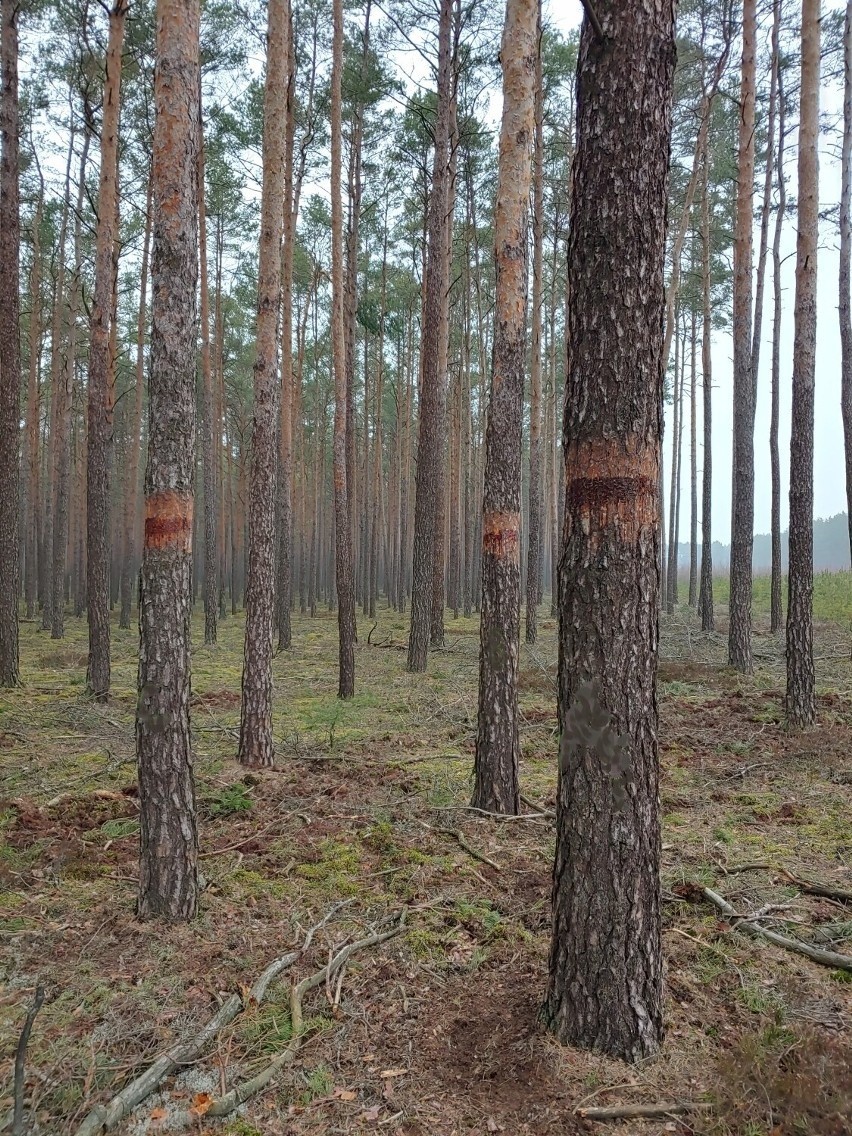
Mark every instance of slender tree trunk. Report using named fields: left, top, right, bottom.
left=53, top=136, right=89, bottom=640
left=86, top=0, right=128, bottom=699
left=119, top=169, right=152, bottom=631
left=543, top=0, right=674, bottom=1062
left=137, top=0, right=200, bottom=923
left=771, top=1, right=785, bottom=633
left=198, top=114, right=218, bottom=644
left=0, top=0, right=21, bottom=687
left=728, top=0, right=757, bottom=674
left=841, top=1, right=852, bottom=590
left=666, top=312, right=681, bottom=613
left=407, top=0, right=452, bottom=672
left=688, top=307, right=698, bottom=607
left=430, top=84, right=458, bottom=648
left=331, top=0, right=355, bottom=697
left=525, top=15, right=544, bottom=645
left=276, top=2, right=296, bottom=652
left=786, top=0, right=819, bottom=728
left=24, top=180, right=43, bottom=620
left=471, top=0, right=536, bottom=815
left=699, top=151, right=714, bottom=631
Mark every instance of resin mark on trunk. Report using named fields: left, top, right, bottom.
left=564, top=437, right=658, bottom=541
left=144, top=490, right=193, bottom=552
left=482, top=510, right=521, bottom=562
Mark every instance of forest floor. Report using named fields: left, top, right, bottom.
left=0, top=596, right=851, bottom=1136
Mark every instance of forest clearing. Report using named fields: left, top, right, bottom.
left=2, top=0, right=852, bottom=1131
left=1, top=596, right=851, bottom=1135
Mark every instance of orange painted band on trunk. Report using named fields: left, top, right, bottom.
left=564, top=436, right=658, bottom=540
left=482, top=509, right=521, bottom=562
left=144, top=490, right=193, bottom=552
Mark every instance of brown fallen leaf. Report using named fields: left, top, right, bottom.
left=335, top=1089, right=357, bottom=1102
left=149, top=1107, right=168, bottom=1122
left=379, top=1068, right=408, bottom=1078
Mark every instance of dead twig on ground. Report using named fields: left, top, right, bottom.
left=701, top=887, right=852, bottom=972
left=204, top=914, right=406, bottom=1118
left=576, top=1101, right=713, bottom=1120
left=72, top=902, right=352, bottom=1135
left=422, top=822, right=501, bottom=870
left=12, top=985, right=45, bottom=1136
left=432, top=804, right=554, bottom=822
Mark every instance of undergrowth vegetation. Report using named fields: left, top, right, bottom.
left=0, top=603, right=850, bottom=1134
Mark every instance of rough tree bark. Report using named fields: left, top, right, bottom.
left=137, top=0, right=201, bottom=922
left=53, top=135, right=89, bottom=641
left=276, top=0, right=296, bottom=653
left=86, top=0, right=128, bottom=699
left=238, top=0, right=289, bottom=763
left=699, top=151, right=714, bottom=631
left=24, top=174, right=43, bottom=620
left=471, top=0, right=536, bottom=816
left=198, top=111, right=217, bottom=645
left=119, top=170, right=152, bottom=631
left=331, top=0, right=355, bottom=697
left=786, top=0, right=819, bottom=728
left=0, top=0, right=21, bottom=687
left=770, top=0, right=784, bottom=633
left=841, top=0, right=852, bottom=591
left=728, top=0, right=757, bottom=674
left=543, top=0, right=675, bottom=1062
left=525, top=13, right=544, bottom=645
left=407, top=0, right=452, bottom=673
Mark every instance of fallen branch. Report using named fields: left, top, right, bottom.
left=429, top=824, right=501, bottom=871
left=12, top=985, right=45, bottom=1136
left=73, top=903, right=352, bottom=1136
left=702, top=887, right=852, bottom=972
left=577, top=1101, right=713, bottom=1121
left=779, top=870, right=852, bottom=904
left=433, top=804, right=554, bottom=821
left=205, top=916, right=406, bottom=1118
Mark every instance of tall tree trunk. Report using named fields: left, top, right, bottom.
left=24, top=177, right=43, bottom=620
left=728, top=0, right=757, bottom=674
left=41, top=126, right=75, bottom=633
left=0, top=0, right=21, bottom=687
left=86, top=0, right=128, bottom=700
left=407, top=0, right=452, bottom=672
left=699, top=151, right=714, bottom=631
left=331, top=0, right=355, bottom=697
left=688, top=307, right=698, bottom=607
left=771, top=0, right=785, bottom=633
left=841, top=1, right=852, bottom=590
left=786, top=0, right=819, bottom=728
left=53, top=135, right=89, bottom=640
left=119, top=169, right=152, bottom=631
left=430, top=82, right=458, bottom=648
left=137, top=0, right=200, bottom=922
left=276, top=1, right=296, bottom=652
left=471, top=0, right=536, bottom=816
left=525, top=13, right=544, bottom=645
left=198, top=112, right=217, bottom=644
left=543, top=0, right=674, bottom=1061
left=666, top=311, right=681, bottom=613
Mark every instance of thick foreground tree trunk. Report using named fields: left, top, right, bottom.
left=238, top=0, right=288, bottom=764
left=86, top=0, right=128, bottom=700
left=543, top=0, right=674, bottom=1062
left=137, top=0, right=201, bottom=922
left=0, top=0, right=21, bottom=687
left=471, top=0, right=536, bottom=816
left=786, top=0, right=819, bottom=728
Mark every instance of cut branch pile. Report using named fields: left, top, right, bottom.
left=73, top=903, right=404, bottom=1135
